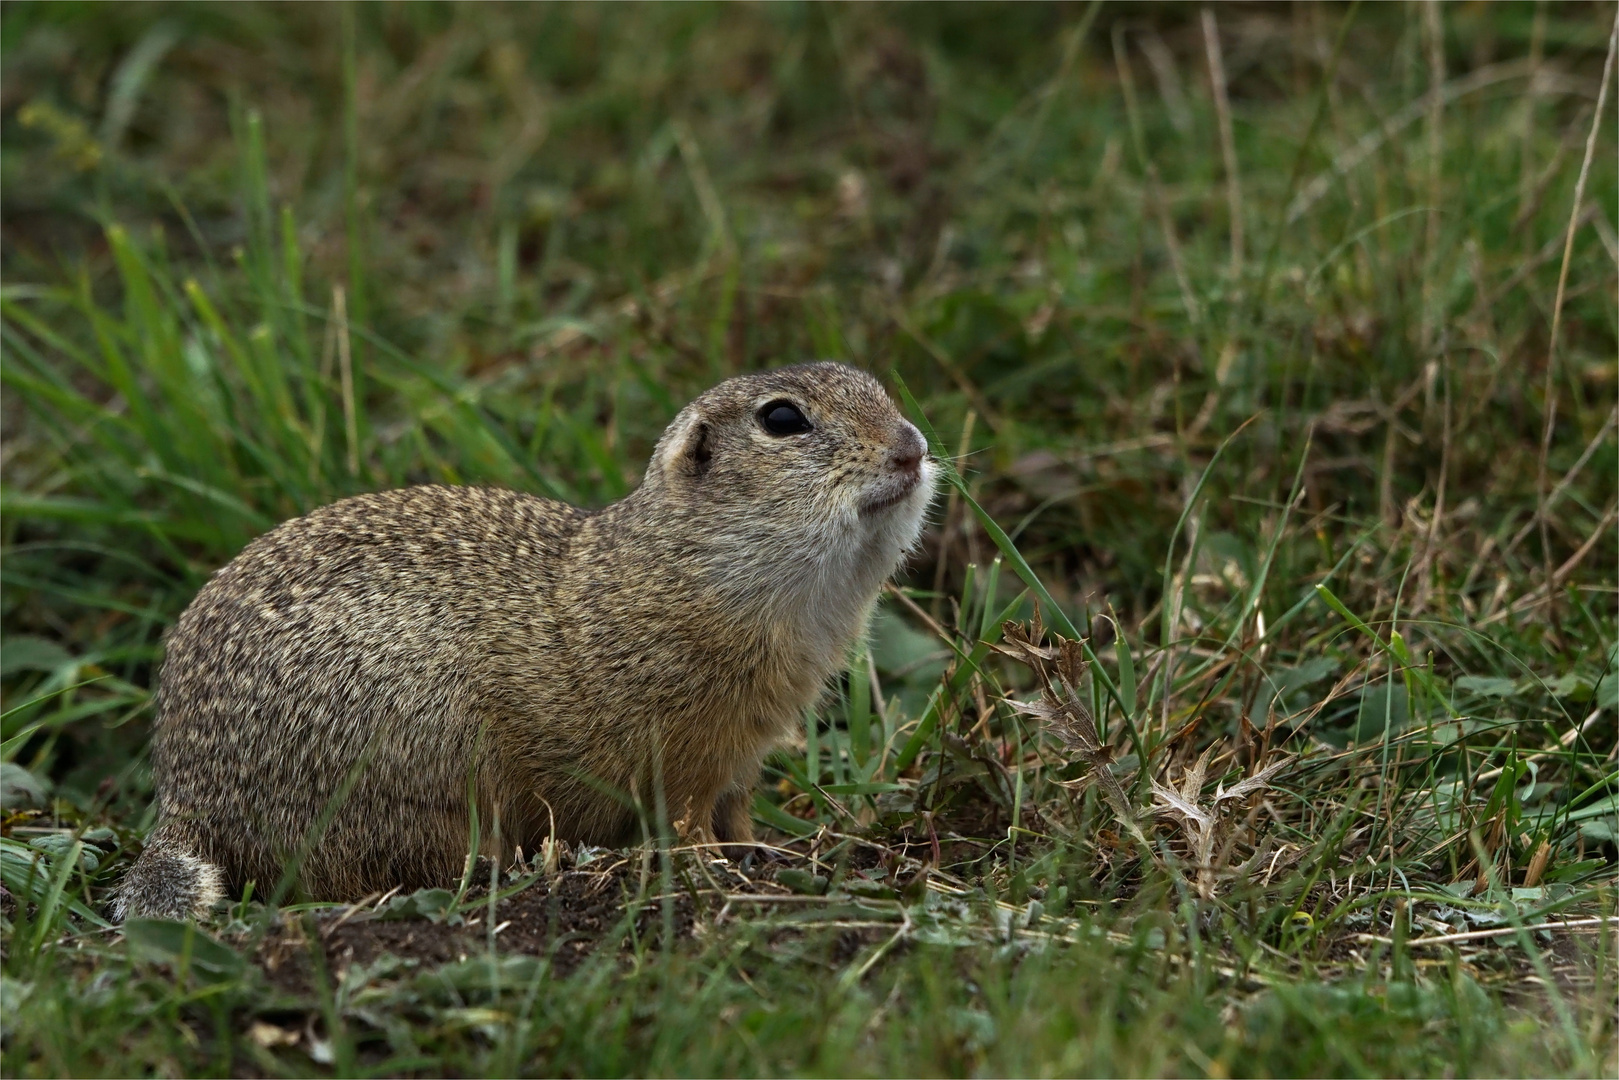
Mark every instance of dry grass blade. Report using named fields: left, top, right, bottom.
left=1534, top=6, right=1618, bottom=626
left=1201, top=8, right=1243, bottom=281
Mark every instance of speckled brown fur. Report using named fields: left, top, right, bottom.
left=114, top=363, right=936, bottom=919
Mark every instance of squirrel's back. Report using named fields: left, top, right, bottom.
left=146, top=486, right=584, bottom=903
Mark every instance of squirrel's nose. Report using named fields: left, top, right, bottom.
left=889, top=422, right=926, bottom=475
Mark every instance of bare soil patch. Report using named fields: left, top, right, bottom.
left=244, top=847, right=812, bottom=995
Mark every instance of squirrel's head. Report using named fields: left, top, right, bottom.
left=643, top=362, right=938, bottom=615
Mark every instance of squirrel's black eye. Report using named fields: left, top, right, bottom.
left=758, top=400, right=812, bottom=436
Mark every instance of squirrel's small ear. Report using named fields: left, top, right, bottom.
left=653, top=410, right=713, bottom=485
left=688, top=423, right=713, bottom=477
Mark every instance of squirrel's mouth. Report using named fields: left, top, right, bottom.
left=858, top=472, right=923, bottom=516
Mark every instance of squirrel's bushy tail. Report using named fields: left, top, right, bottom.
left=112, top=824, right=225, bottom=922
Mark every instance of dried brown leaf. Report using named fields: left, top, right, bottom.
left=1214, top=756, right=1293, bottom=804
left=1150, top=780, right=1213, bottom=827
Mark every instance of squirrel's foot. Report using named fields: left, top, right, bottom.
left=734, top=843, right=790, bottom=872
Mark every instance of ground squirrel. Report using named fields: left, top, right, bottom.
left=113, top=363, right=937, bottom=920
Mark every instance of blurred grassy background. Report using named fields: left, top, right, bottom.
left=2, top=2, right=1616, bottom=1076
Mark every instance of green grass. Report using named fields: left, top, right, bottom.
left=3, top=2, right=1617, bottom=1076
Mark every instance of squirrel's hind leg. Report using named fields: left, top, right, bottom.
left=716, top=781, right=783, bottom=864
left=713, top=786, right=755, bottom=846
left=112, top=823, right=225, bottom=922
